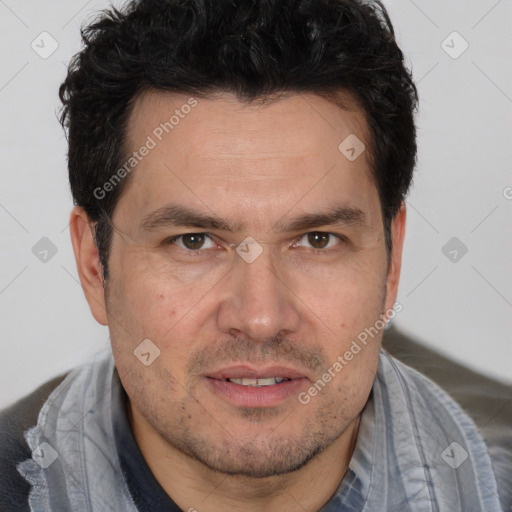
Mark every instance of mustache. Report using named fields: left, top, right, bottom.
left=187, top=335, right=328, bottom=376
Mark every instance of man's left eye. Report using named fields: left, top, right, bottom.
left=293, top=232, right=343, bottom=250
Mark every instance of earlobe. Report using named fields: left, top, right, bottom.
left=69, top=206, right=108, bottom=326
left=384, top=202, right=407, bottom=312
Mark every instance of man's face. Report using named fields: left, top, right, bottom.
left=103, top=90, right=398, bottom=477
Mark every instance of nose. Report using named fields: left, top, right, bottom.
left=217, top=245, right=301, bottom=343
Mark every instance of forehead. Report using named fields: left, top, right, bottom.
left=127, top=89, right=369, bottom=159
left=115, top=89, right=377, bottom=230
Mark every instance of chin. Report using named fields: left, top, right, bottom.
left=168, top=421, right=338, bottom=478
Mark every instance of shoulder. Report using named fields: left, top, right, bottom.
left=0, top=373, right=69, bottom=512
left=382, top=326, right=512, bottom=509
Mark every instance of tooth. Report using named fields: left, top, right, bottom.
left=256, top=378, right=277, bottom=386
left=229, top=378, right=258, bottom=386
left=228, top=377, right=290, bottom=387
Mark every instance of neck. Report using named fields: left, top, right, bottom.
left=129, top=405, right=361, bottom=512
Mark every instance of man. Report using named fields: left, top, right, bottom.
left=0, top=0, right=509, bottom=511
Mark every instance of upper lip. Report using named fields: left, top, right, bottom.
left=206, top=365, right=308, bottom=380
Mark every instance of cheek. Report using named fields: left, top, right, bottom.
left=112, top=257, right=189, bottom=330
left=297, top=256, right=386, bottom=328
left=107, top=253, right=219, bottom=380
left=302, top=260, right=386, bottom=379
left=323, top=341, right=380, bottom=412
left=118, top=247, right=224, bottom=311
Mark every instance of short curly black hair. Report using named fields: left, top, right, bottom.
left=59, top=0, right=418, bottom=280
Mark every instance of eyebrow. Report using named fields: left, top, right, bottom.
left=139, top=204, right=367, bottom=233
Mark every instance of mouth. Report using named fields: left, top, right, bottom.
left=204, top=365, right=310, bottom=407
left=224, top=376, right=291, bottom=387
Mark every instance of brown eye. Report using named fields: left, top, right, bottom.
left=164, top=233, right=217, bottom=254
left=292, top=231, right=343, bottom=251
left=307, top=232, right=331, bottom=249
left=181, top=233, right=206, bottom=250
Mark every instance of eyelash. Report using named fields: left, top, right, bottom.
left=162, top=232, right=347, bottom=256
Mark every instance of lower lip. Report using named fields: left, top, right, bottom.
left=205, top=377, right=309, bottom=408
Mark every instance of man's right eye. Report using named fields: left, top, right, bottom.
left=165, top=233, right=217, bottom=251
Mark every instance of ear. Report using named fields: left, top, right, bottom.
left=384, top=201, right=406, bottom=313
left=69, top=206, right=108, bottom=325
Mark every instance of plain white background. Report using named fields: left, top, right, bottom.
left=0, top=0, right=511, bottom=409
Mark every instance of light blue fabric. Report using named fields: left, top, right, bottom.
left=320, top=351, right=505, bottom=512
left=17, top=350, right=137, bottom=512
left=17, top=348, right=505, bottom=511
